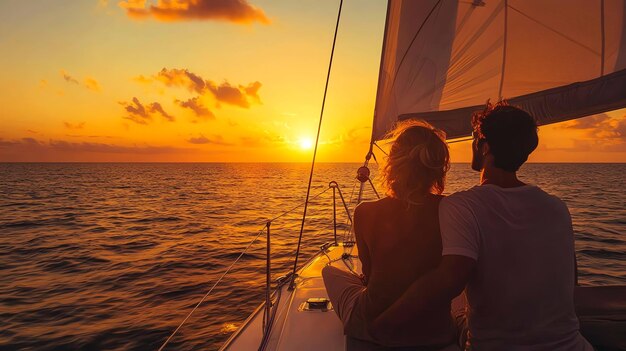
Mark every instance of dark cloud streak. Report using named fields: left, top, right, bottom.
left=60, top=70, right=79, bottom=84
left=187, top=134, right=232, bottom=145
left=120, top=97, right=175, bottom=125
left=64, top=122, right=86, bottom=130
left=176, top=97, right=215, bottom=119
left=146, top=68, right=262, bottom=110
left=0, top=138, right=194, bottom=155
left=119, top=0, right=270, bottom=24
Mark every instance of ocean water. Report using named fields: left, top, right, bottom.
left=0, top=163, right=624, bottom=351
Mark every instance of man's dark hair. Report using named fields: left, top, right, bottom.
left=472, top=101, right=538, bottom=172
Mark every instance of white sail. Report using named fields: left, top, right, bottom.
left=373, top=0, right=626, bottom=141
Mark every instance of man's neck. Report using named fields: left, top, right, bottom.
left=480, top=166, right=526, bottom=188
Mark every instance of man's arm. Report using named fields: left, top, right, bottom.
left=369, top=254, right=476, bottom=340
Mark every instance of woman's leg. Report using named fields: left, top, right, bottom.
left=321, top=265, right=365, bottom=329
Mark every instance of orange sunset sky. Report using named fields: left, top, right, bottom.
left=1, top=0, right=625, bottom=163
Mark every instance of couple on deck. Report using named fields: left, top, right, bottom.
left=322, top=102, right=593, bottom=350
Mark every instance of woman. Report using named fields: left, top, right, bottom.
left=322, top=120, right=457, bottom=349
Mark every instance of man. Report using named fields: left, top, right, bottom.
left=370, top=102, right=593, bottom=350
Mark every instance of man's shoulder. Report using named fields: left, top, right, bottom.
left=443, top=184, right=567, bottom=206
left=442, top=186, right=483, bottom=206
left=519, top=185, right=569, bottom=209
left=532, top=186, right=570, bottom=213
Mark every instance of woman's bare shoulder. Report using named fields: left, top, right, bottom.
left=355, top=197, right=397, bottom=216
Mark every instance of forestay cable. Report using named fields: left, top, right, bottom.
left=290, top=0, right=344, bottom=287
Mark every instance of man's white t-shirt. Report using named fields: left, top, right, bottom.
left=440, top=184, right=593, bottom=350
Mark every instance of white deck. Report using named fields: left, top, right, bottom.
left=220, top=243, right=359, bottom=351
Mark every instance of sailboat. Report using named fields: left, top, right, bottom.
left=170, top=1, right=626, bottom=350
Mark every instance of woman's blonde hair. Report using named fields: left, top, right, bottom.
left=381, top=120, right=450, bottom=202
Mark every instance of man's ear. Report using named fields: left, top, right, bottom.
left=481, top=141, right=490, bottom=156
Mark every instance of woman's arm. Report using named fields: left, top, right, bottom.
left=353, top=204, right=372, bottom=282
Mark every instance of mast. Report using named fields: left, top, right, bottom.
left=356, top=0, right=392, bottom=205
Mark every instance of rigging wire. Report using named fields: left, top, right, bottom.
left=289, top=0, right=344, bottom=288
left=373, top=141, right=388, bottom=156
left=157, top=186, right=330, bottom=351
left=157, top=229, right=265, bottom=351
left=448, top=136, right=473, bottom=144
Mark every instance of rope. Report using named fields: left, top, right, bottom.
left=290, top=0, right=344, bottom=287
left=157, top=228, right=265, bottom=351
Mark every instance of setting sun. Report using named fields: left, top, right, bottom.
left=299, top=137, right=313, bottom=150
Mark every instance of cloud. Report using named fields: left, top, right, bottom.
left=563, top=113, right=626, bottom=141
left=557, top=113, right=626, bottom=152
left=154, top=68, right=206, bottom=93
left=118, top=0, right=270, bottom=24
left=242, top=81, right=261, bottom=103
left=142, top=68, right=262, bottom=109
left=207, top=81, right=251, bottom=108
left=564, top=114, right=611, bottom=130
left=66, top=134, right=116, bottom=139
left=59, top=70, right=102, bottom=92
left=0, top=138, right=199, bottom=162
left=84, top=77, right=102, bottom=92
left=122, top=97, right=149, bottom=123
left=64, top=121, right=86, bottom=130
left=149, top=102, right=175, bottom=121
left=187, top=134, right=232, bottom=145
left=60, top=70, right=79, bottom=84
left=120, top=97, right=175, bottom=124
left=175, top=96, right=215, bottom=119
left=0, top=137, right=193, bottom=154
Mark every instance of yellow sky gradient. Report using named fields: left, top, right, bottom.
left=0, top=1, right=625, bottom=163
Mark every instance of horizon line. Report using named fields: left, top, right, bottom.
left=1, top=161, right=625, bottom=164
